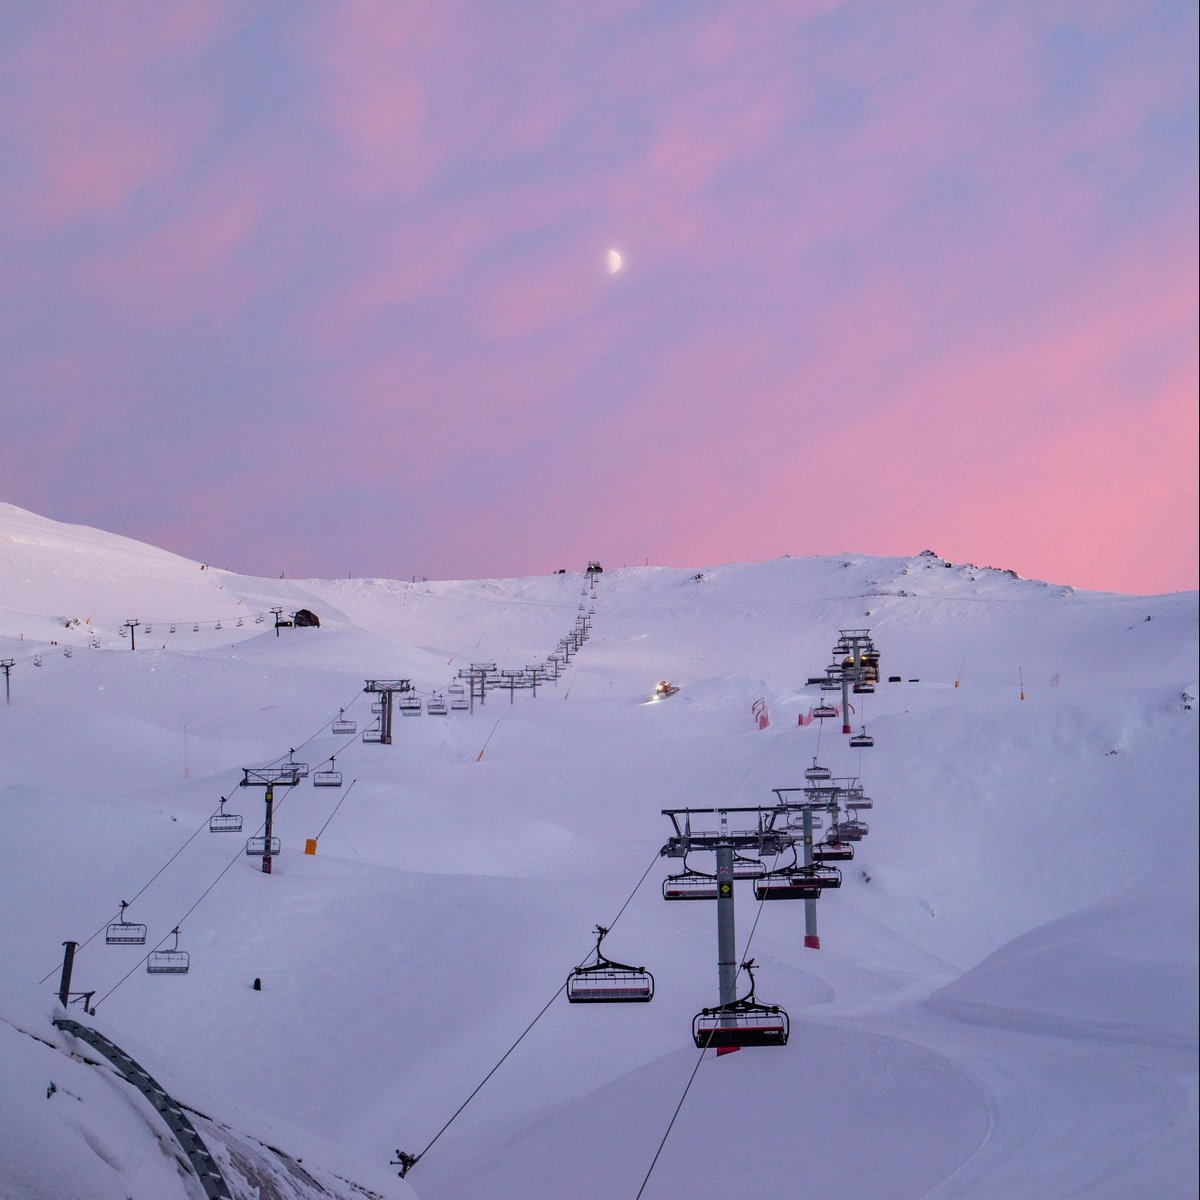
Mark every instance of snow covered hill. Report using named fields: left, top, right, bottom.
left=1, top=503, right=1196, bottom=1199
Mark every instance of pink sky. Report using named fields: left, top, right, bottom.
left=1, top=1, right=1195, bottom=594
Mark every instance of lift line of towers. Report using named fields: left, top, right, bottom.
left=56, top=575, right=601, bottom=999
left=566, top=628, right=880, bottom=1052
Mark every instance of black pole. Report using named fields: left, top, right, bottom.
left=58, top=941, right=77, bottom=1006
left=262, top=785, right=274, bottom=874
left=2, top=659, right=12, bottom=704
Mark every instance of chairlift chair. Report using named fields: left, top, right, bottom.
left=169, top=624, right=176, bottom=633
left=398, top=695, right=422, bottom=716
left=754, top=858, right=839, bottom=900
left=448, top=684, right=469, bottom=710
left=33, top=655, right=43, bottom=667
left=144, top=623, right=152, bottom=634
left=332, top=710, right=357, bottom=735
left=146, top=927, right=190, bottom=975
left=215, top=621, right=222, bottom=630
left=662, top=863, right=720, bottom=901
left=812, top=702, right=838, bottom=719
left=845, top=795, right=873, bottom=810
left=693, top=962, right=789, bottom=1049
left=209, top=797, right=243, bottom=833
left=193, top=623, right=200, bottom=632
left=426, top=693, right=448, bottom=715
left=90, top=637, right=101, bottom=648
left=236, top=617, right=244, bottom=627
left=832, top=819, right=868, bottom=842
left=567, top=925, right=654, bottom=1003
left=120, top=626, right=127, bottom=637
left=812, top=838, right=854, bottom=862
left=362, top=727, right=386, bottom=743
left=849, top=729, right=874, bottom=748
left=805, top=759, right=832, bottom=781
left=732, top=852, right=767, bottom=880
left=255, top=614, right=264, bottom=624
left=106, top=901, right=147, bottom=945
left=246, top=836, right=281, bottom=856
left=313, top=757, right=342, bottom=788
left=286, top=755, right=309, bottom=778
left=63, top=647, right=72, bottom=657
left=852, top=682, right=875, bottom=694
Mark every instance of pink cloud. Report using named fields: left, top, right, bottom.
left=6, top=5, right=224, bottom=227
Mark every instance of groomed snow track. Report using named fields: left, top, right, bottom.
left=52, top=1017, right=232, bottom=1200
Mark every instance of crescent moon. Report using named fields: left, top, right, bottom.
left=606, top=249, right=623, bottom=275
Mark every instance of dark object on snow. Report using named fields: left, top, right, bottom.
left=392, top=1150, right=419, bottom=1177
left=253, top=978, right=261, bottom=991
left=293, top=609, right=320, bottom=628
left=556, top=568, right=566, bottom=574
left=889, top=675, right=902, bottom=683
left=586, top=560, right=603, bottom=574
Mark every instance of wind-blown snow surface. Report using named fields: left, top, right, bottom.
left=1, top=502, right=1196, bottom=1199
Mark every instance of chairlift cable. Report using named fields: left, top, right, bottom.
left=400, top=849, right=660, bottom=1174
left=314, top=778, right=357, bottom=841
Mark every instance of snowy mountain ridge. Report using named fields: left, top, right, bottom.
left=1, top=504, right=1196, bottom=1199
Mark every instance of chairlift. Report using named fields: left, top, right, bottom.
left=832, top=819, right=868, bottom=842
left=567, top=925, right=654, bottom=1003
left=286, top=752, right=309, bottom=778
left=812, top=702, right=838, bottom=719
left=693, top=961, right=789, bottom=1049
left=236, top=617, right=244, bottom=627
left=255, top=614, right=264, bottom=624
left=820, top=675, right=842, bottom=692
left=313, top=757, right=343, bottom=788
left=362, top=728, right=386, bottom=743
left=120, top=626, right=127, bottom=638
left=215, top=620, right=222, bottom=630
left=332, top=710, right=357, bottom=735
left=732, top=852, right=767, bottom=880
left=144, top=623, right=152, bottom=634
left=193, top=623, right=200, bottom=632
left=209, top=796, right=243, bottom=833
left=852, top=682, right=875, bottom=694
left=106, top=901, right=147, bottom=945
left=63, top=647, right=72, bottom=658
left=448, top=684, right=469, bottom=710
left=169, top=624, right=176, bottom=634
left=33, top=655, right=43, bottom=667
left=812, top=837, right=854, bottom=862
left=805, top=758, right=832, bottom=781
left=246, top=836, right=281, bottom=856
left=426, top=692, right=448, bottom=716
left=663, top=862, right=719, bottom=901
left=849, top=728, right=874, bottom=748
left=91, top=637, right=101, bottom=648
left=370, top=701, right=385, bottom=714
left=146, top=927, right=190, bottom=975
left=785, top=810, right=823, bottom=830
left=398, top=695, right=422, bottom=716
left=753, top=853, right=841, bottom=900
left=845, top=796, right=873, bottom=810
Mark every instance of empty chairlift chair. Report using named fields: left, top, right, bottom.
left=832, top=819, right=868, bottom=842
left=805, top=758, right=832, bottom=781
left=106, top=901, right=147, bottom=945
left=849, top=728, right=874, bottom=748
left=448, top=684, right=468, bottom=710
left=209, top=796, right=243, bottom=833
left=662, top=861, right=720, bottom=901
left=753, top=855, right=841, bottom=901
left=286, top=753, right=309, bottom=778
left=693, top=961, right=789, bottom=1049
left=398, top=695, right=422, bottom=716
left=332, top=709, right=357, bottom=735
left=812, top=702, right=838, bottom=719
left=246, top=835, right=281, bottom=856
left=313, top=756, right=342, bottom=788
left=146, top=927, right=190, bottom=975
left=732, top=852, right=767, bottom=880
left=426, top=692, right=448, bottom=716
left=812, top=836, right=854, bottom=863
left=567, top=925, right=654, bottom=1003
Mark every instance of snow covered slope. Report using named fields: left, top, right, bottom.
left=1, top=504, right=1196, bottom=1199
